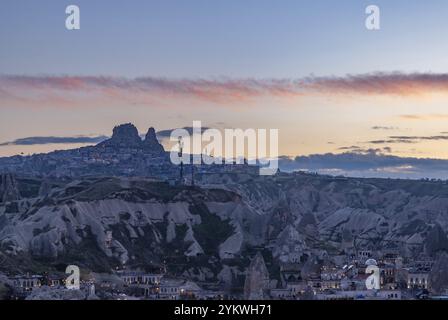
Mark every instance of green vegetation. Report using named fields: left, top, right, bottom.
left=45, top=226, right=116, bottom=273
left=0, top=283, right=11, bottom=300
left=190, top=202, right=235, bottom=255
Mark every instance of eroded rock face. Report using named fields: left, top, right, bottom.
left=429, top=252, right=448, bottom=294
left=0, top=173, right=20, bottom=203
left=0, top=177, right=257, bottom=275
left=98, top=124, right=165, bottom=154
left=143, top=127, right=165, bottom=154
left=38, top=180, right=52, bottom=198
left=202, top=173, right=448, bottom=257
left=3, top=170, right=448, bottom=282
left=0, top=123, right=173, bottom=178
left=0, top=198, right=199, bottom=260
left=273, top=225, right=307, bottom=263
left=425, top=224, right=448, bottom=256
left=244, top=252, right=270, bottom=300
left=106, top=123, right=142, bottom=148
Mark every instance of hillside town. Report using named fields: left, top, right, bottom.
left=0, top=124, right=259, bottom=181
left=1, top=248, right=448, bottom=300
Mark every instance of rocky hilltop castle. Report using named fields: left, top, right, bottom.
left=0, top=123, right=259, bottom=180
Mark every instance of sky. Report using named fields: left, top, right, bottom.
left=2, top=0, right=448, bottom=178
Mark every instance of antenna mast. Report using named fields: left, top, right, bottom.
left=178, top=136, right=184, bottom=184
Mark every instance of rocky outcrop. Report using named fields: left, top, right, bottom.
left=3, top=169, right=448, bottom=280
left=143, top=127, right=165, bottom=154
left=203, top=172, right=448, bottom=258
left=101, top=123, right=142, bottom=148
left=425, top=224, right=448, bottom=256
left=244, top=252, right=270, bottom=300
left=318, top=208, right=387, bottom=245
left=429, top=252, right=448, bottom=294
left=0, top=123, right=173, bottom=178
left=0, top=173, right=20, bottom=203
left=98, top=124, right=165, bottom=154
left=0, top=197, right=199, bottom=260
left=273, top=225, right=307, bottom=263
left=38, top=180, right=52, bottom=198
left=0, top=273, right=13, bottom=299
left=0, top=177, right=256, bottom=275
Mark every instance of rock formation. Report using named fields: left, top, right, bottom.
left=0, top=173, right=20, bottom=203
left=273, top=225, right=307, bottom=263
left=425, top=224, right=448, bottom=256
left=143, top=127, right=165, bottom=154
left=107, top=123, right=142, bottom=147
left=244, top=252, right=270, bottom=300
left=38, top=180, right=52, bottom=198
left=98, top=123, right=165, bottom=154
left=0, top=177, right=252, bottom=274
left=429, top=252, right=448, bottom=294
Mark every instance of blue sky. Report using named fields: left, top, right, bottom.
left=2, top=0, right=448, bottom=77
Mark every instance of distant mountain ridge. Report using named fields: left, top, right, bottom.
left=0, top=123, right=261, bottom=179
left=0, top=123, right=174, bottom=178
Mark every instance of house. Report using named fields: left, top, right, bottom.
left=11, top=275, right=42, bottom=292
left=118, top=271, right=163, bottom=286
left=270, top=288, right=292, bottom=300
left=286, top=281, right=308, bottom=296
left=46, top=274, right=64, bottom=287
left=357, top=250, right=373, bottom=264
left=380, top=263, right=396, bottom=288
left=407, top=272, right=430, bottom=290
left=316, top=289, right=401, bottom=300
left=377, top=290, right=402, bottom=300
left=156, top=279, right=202, bottom=300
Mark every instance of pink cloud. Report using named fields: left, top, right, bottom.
left=303, top=72, right=448, bottom=96
left=2, top=72, right=448, bottom=108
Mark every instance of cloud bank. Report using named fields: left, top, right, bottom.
left=2, top=72, right=448, bottom=107
left=278, top=151, right=448, bottom=179
left=366, top=134, right=448, bottom=145
left=371, top=126, right=398, bottom=130
left=0, top=135, right=108, bottom=146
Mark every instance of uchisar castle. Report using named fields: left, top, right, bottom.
left=0, top=123, right=258, bottom=181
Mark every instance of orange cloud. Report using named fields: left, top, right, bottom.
left=399, top=114, right=448, bottom=120
left=303, top=72, right=448, bottom=96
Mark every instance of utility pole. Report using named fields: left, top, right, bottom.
left=191, top=162, right=195, bottom=186
left=178, top=136, right=184, bottom=184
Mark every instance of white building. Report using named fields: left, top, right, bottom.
left=407, top=272, right=429, bottom=290
left=156, top=279, right=201, bottom=300
left=316, top=289, right=401, bottom=300
left=11, top=275, right=42, bottom=292
left=119, top=271, right=162, bottom=286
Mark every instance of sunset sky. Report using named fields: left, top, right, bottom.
left=2, top=0, right=448, bottom=178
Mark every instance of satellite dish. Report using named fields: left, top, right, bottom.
left=365, top=258, right=378, bottom=266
